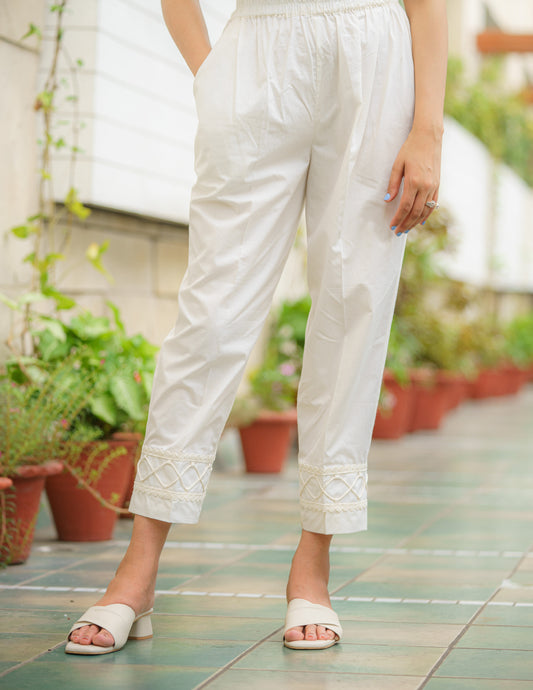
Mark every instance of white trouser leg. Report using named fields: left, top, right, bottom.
left=130, top=0, right=416, bottom=532
left=296, top=2, right=415, bottom=533
left=128, top=15, right=315, bottom=523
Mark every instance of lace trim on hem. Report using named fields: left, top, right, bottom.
left=140, top=445, right=216, bottom=463
left=300, top=499, right=368, bottom=513
left=299, top=462, right=368, bottom=508
left=134, top=448, right=215, bottom=496
left=298, top=461, right=367, bottom=476
left=132, top=481, right=205, bottom=503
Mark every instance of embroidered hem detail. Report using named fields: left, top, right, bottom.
left=133, top=445, right=215, bottom=503
left=299, top=461, right=368, bottom=513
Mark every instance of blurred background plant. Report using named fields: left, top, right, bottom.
left=4, top=301, right=158, bottom=438
left=227, top=295, right=310, bottom=426
left=0, top=349, right=100, bottom=477
left=445, top=55, right=533, bottom=186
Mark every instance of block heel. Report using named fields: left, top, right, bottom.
left=128, top=610, right=153, bottom=640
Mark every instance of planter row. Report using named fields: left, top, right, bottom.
left=2, top=363, right=531, bottom=565
left=1, top=433, right=142, bottom=566
left=372, top=363, right=533, bottom=440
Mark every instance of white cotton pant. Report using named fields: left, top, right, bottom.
left=128, top=0, right=415, bottom=534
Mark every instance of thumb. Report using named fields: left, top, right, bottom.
left=384, top=160, right=404, bottom=202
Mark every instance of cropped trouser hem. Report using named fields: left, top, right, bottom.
left=128, top=445, right=214, bottom=524
left=300, top=503, right=368, bottom=535
left=128, top=483, right=202, bottom=524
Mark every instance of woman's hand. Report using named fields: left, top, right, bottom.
left=385, top=125, right=443, bottom=235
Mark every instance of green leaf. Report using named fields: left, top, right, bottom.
left=41, top=286, right=76, bottom=311
left=142, top=370, right=154, bottom=398
left=33, top=328, right=69, bottom=361
left=106, top=300, right=125, bottom=335
left=86, top=241, right=113, bottom=283
left=0, top=293, right=19, bottom=310
left=68, top=312, right=111, bottom=340
left=21, top=23, right=41, bottom=40
left=38, top=317, right=67, bottom=343
left=11, top=224, right=38, bottom=239
left=76, top=58, right=84, bottom=67
left=110, top=372, right=146, bottom=421
left=89, top=392, right=119, bottom=426
left=36, top=90, right=53, bottom=109
left=17, top=292, right=50, bottom=305
left=64, top=187, right=91, bottom=220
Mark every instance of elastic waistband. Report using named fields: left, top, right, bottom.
left=234, top=0, right=397, bottom=17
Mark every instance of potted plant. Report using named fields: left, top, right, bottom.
left=504, top=312, right=533, bottom=386
left=0, top=353, right=98, bottom=565
left=29, top=302, right=158, bottom=523
left=373, top=318, right=416, bottom=440
left=464, top=317, right=510, bottom=399
left=227, top=296, right=310, bottom=473
left=2, top=300, right=158, bottom=541
left=23, top=304, right=159, bottom=539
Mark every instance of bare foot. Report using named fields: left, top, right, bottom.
left=68, top=572, right=155, bottom=647
left=285, top=529, right=336, bottom=643
left=68, top=515, right=170, bottom=648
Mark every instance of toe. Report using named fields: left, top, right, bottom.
left=78, top=624, right=100, bottom=645
left=317, top=625, right=335, bottom=640
left=304, top=624, right=317, bottom=641
left=93, top=628, right=115, bottom=647
left=284, top=626, right=305, bottom=641
left=316, top=625, right=332, bottom=640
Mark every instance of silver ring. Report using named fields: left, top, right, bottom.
left=425, top=200, right=439, bottom=209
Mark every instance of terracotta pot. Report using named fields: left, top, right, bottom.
left=239, top=408, right=297, bottom=473
left=470, top=366, right=508, bottom=398
left=45, top=440, right=132, bottom=541
left=408, top=369, right=448, bottom=432
left=499, top=364, right=526, bottom=395
left=1, top=460, right=63, bottom=565
left=110, top=432, right=143, bottom=519
left=372, top=370, right=415, bottom=440
left=436, top=371, right=468, bottom=411
left=0, top=478, right=13, bottom=491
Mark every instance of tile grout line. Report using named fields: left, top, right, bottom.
left=417, top=526, right=533, bottom=685
left=328, top=469, right=501, bottom=603
left=194, top=461, right=520, bottom=690
left=192, top=629, right=284, bottom=690
left=1, top=584, right=531, bottom=608
left=0, top=639, right=68, bottom=679
left=0, top=540, right=129, bottom=588
left=108, top=541, right=532, bottom=559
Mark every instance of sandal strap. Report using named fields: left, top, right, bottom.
left=68, top=604, right=137, bottom=648
left=284, top=598, right=343, bottom=639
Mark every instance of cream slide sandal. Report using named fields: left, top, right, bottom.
left=65, top=603, right=153, bottom=655
left=283, top=598, right=343, bottom=650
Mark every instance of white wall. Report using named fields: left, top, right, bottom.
left=438, top=115, right=533, bottom=293
left=39, top=0, right=533, bottom=294
left=43, top=0, right=236, bottom=223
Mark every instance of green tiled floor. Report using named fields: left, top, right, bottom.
left=1, top=386, right=533, bottom=689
